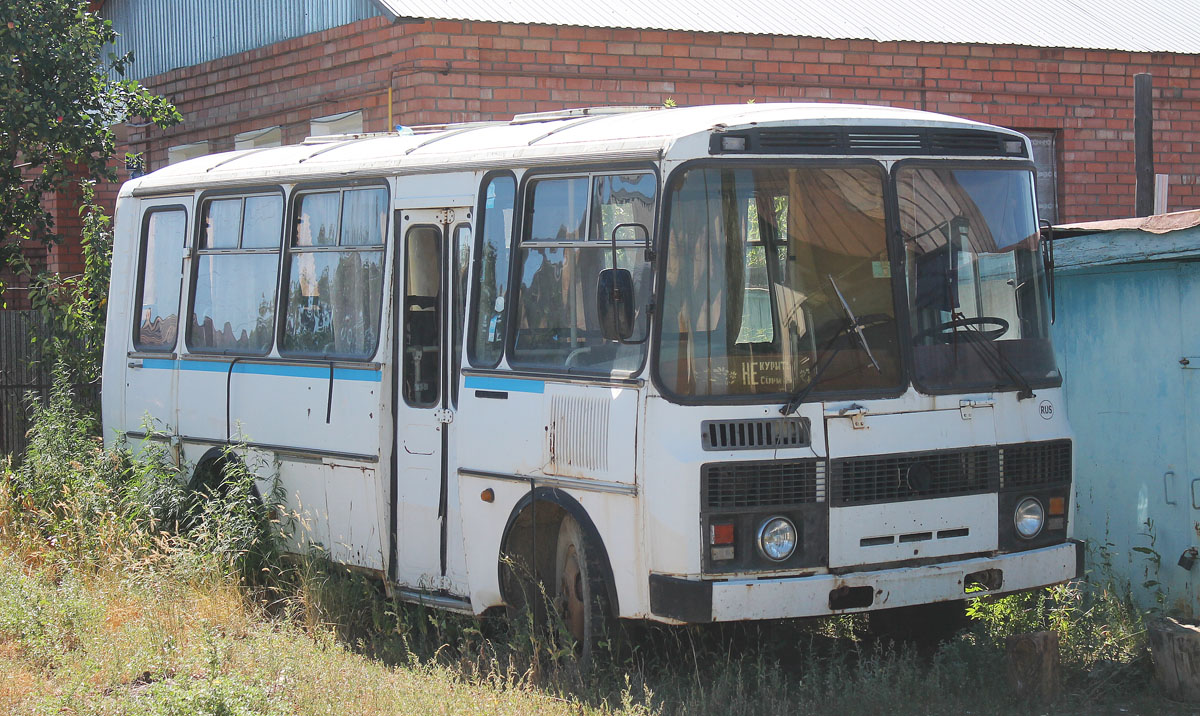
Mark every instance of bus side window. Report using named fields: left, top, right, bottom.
left=451, top=223, right=471, bottom=406
left=189, top=193, right=283, bottom=354
left=280, top=187, right=387, bottom=359
left=509, top=172, right=655, bottom=374
left=467, top=173, right=515, bottom=368
left=402, top=226, right=441, bottom=407
left=134, top=207, right=188, bottom=352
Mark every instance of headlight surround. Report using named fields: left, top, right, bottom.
left=1014, top=497, right=1045, bottom=539
left=757, top=516, right=798, bottom=561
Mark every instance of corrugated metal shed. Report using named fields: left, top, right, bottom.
left=102, top=0, right=386, bottom=80
left=1050, top=220, right=1200, bottom=610
left=379, top=0, right=1200, bottom=54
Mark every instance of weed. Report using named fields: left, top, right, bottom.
left=3, top=366, right=285, bottom=588
left=0, top=553, right=97, bottom=668
left=0, top=367, right=1185, bottom=715
left=126, top=675, right=285, bottom=716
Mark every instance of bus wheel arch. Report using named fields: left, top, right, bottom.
left=497, top=487, right=620, bottom=630
left=187, top=446, right=262, bottom=503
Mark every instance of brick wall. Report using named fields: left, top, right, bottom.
left=100, top=17, right=1200, bottom=227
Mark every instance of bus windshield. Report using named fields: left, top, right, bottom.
left=657, top=164, right=903, bottom=400
left=897, top=165, right=1059, bottom=393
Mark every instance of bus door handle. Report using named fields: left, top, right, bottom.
left=1192, top=477, right=1200, bottom=511
left=1165, top=471, right=1177, bottom=505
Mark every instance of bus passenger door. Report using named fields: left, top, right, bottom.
left=392, top=208, right=470, bottom=594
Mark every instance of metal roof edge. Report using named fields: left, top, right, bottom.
left=129, top=145, right=666, bottom=197
left=1054, top=208, right=1200, bottom=237
left=369, top=0, right=1200, bottom=54
left=366, top=0, right=401, bottom=21
left=1053, top=226, right=1200, bottom=272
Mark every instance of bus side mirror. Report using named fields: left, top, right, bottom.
left=1039, top=219, right=1056, bottom=324
left=597, top=268, right=635, bottom=341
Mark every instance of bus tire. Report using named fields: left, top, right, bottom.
left=555, top=515, right=613, bottom=671
left=185, top=449, right=264, bottom=526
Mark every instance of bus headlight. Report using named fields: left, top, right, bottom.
left=1014, top=497, right=1045, bottom=539
left=757, top=517, right=797, bottom=561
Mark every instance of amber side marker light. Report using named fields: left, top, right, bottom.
left=481, top=488, right=495, bottom=503
left=711, top=523, right=735, bottom=545
left=1049, top=497, right=1065, bottom=516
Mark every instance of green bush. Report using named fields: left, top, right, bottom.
left=127, top=676, right=285, bottom=716
left=3, top=366, right=283, bottom=583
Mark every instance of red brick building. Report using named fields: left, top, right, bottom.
left=10, top=0, right=1200, bottom=308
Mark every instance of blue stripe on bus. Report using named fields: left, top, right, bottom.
left=142, top=358, right=179, bottom=371
left=463, top=376, right=545, bottom=394
left=138, top=358, right=382, bottom=382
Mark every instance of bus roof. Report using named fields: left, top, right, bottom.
left=128, top=103, right=1021, bottom=197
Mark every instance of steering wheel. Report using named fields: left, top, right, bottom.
left=913, top=315, right=1009, bottom=342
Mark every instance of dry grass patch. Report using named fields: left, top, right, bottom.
left=0, top=551, right=642, bottom=716
left=0, top=373, right=1191, bottom=715
left=0, top=642, right=37, bottom=713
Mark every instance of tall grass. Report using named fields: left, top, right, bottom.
left=2, top=369, right=279, bottom=584
left=0, top=368, right=1182, bottom=715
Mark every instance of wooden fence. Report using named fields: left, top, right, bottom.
left=0, top=310, right=99, bottom=461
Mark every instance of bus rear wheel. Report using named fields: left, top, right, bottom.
left=554, top=516, right=612, bottom=671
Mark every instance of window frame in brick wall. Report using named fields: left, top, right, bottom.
left=167, top=141, right=210, bottom=166
left=1024, top=131, right=1059, bottom=224
left=234, top=126, right=283, bottom=150
left=309, top=111, right=364, bottom=137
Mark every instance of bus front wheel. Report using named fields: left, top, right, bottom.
left=554, top=516, right=612, bottom=671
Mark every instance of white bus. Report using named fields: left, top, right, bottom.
left=103, top=103, right=1080, bottom=655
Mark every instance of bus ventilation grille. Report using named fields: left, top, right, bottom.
left=999, top=440, right=1072, bottom=489
left=756, top=129, right=841, bottom=152
left=702, top=459, right=823, bottom=509
left=717, top=127, right=1020, bottom=157
left=701, top=417, right=811, bottom=451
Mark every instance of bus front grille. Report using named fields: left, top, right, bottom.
left=1000, top=440, right=1072, bottom=489
left=829, top=440, right=1072, bottom=506
left=702, top=459, right=823, bottom=510
left=831, top=448, right=999, bottom=506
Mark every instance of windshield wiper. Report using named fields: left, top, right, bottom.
left=949, top=311, right=1035, bottom=400
left=780, top=277, right=882, bottom=416
left=779, top=319, right=853, bottom=416
left=829, top=274, right=881, bottom=374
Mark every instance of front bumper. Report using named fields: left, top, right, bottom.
left=649, top=540, right=1082, bottom=623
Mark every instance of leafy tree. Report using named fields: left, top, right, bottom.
left=0, top=0, right=179, bottom=291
